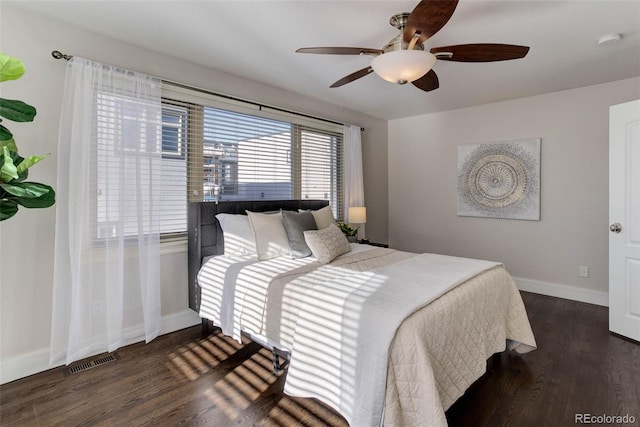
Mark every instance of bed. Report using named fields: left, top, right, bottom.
left=188, top=200, right=536, bottom=427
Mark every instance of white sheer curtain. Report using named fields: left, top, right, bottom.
left=51, top=57, right=162, bottom=365
left=343, top=124, right=364, bottom=222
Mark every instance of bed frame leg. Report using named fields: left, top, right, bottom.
left=201, top=319, right=212, bottom=337
left=272, top=350, right=285, bottom=376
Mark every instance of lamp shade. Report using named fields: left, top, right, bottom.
left=348, top=206, right=367, bottom=224
left=370, top=50, right=436, bottom=84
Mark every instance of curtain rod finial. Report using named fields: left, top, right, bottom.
left=52, top=50, right=73, bottom=61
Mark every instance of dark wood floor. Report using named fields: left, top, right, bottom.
left=1, top=292, right=638, bottom=426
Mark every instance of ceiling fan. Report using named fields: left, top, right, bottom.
left=296, top=0, right=529, bottom=92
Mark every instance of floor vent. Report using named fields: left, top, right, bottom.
left=65, top=352, right=120, bottom=375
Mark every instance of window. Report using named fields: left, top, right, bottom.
left=299, top=128, right=341, bottom=204
left=161, top=105, right=187, bottom=159
left=203, top=108, right=292, bottom=200
left=155, top=85, right=344, bottom=238
left=94, top=91, right=162, bottom=241
left=159, top=103, right=188, bottom=236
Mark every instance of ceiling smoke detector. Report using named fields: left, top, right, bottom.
left=597, top=33, right=622, bottom=46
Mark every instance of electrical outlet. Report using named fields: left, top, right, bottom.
left=579, top=265, right=589, bottom=278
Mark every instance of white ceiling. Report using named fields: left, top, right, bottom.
left=14, top=0, right=640, bottom=120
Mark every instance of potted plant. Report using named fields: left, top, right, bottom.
left=338, top=222, right=358, bottom=243
left=0, top=52, right=55, bottom=221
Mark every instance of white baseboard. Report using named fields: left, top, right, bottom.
left=0, top=309, right=201, bottom=385
left=159, top=308, right=201, bottom=335
left=0, top=347, right=52, bottom=386
left=514, top=276, right=609, bottom=307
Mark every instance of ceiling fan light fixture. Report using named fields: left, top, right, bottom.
left=371, top=50, right=436, bottom=84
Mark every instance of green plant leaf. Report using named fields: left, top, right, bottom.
left=338, top=222, right=358, bottom=236
left=0, top=181, right=51, bottom=198
left=11, top=184, right=55, bottom=208
left=15, top=167, right=28, bottom=183
left=0, top=53, right=25, bottom=82
left=0, top=54, right=55, bottom=219
left=0, top=124, right=13, bottom=141
left=0, top=98, right=37, bottom=122
left=0, top=138, right=18, bottom=152
left=0, top=146, right=18, bottom=182
left=16, top=153, right=49, bottom=174
left=5, top=151, right=28, bottom=182
left=0, top=199, right=19, bottom=221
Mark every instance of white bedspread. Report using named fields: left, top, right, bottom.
left=383, top=266, right=535, bottom=427
left=197, top=247, right=536, bottom=427
left=282, top=253, right=501, bottom=427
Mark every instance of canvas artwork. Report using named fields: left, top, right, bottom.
left=457, top=138, right=541, bottom=220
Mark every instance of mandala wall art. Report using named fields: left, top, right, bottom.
left=457, top=138, right=541, bottom=220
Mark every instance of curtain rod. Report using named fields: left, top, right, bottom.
left=51, top=50, right=365, bottom=132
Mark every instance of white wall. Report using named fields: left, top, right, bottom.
left=389, top=77, right=640, bottom=306
left=0, top=4, right=388, bottom=383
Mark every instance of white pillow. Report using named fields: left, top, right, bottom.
left=303, top=223, right=352, bottom=264
left=246, top=210, right=292, bottom=261
left=215, top=213, right=256, bottom=256
left=299, top=205, right=336, bottom=229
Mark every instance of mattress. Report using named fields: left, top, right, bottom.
left=197, top=245, right=536, bottom=426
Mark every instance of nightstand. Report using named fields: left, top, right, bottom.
left=358, top=240, right=389, bottom=248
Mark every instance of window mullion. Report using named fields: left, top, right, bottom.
left=187, top=105, right=204, bottom=202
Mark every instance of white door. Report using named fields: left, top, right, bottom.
left=609, top=99, right=640, bottom=342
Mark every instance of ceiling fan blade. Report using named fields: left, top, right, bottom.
left=330, top=67, right=374, bottom=88
left=431, top=44, right=530, bottom=62
left=404, top=0, right=459, bottom=44
left=412, top=69, right=439, bottom=92
left=296, top=47, right=383, bottom=56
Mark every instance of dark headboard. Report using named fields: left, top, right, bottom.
left=187, top=199, right=330, bottom=312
